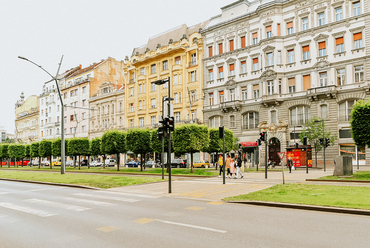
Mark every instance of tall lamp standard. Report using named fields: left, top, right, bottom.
left=314, top=119, right=326, bottom=172
left=154, top=77, right=173, bottom=193
left=18, top=56, right=66, bottom=174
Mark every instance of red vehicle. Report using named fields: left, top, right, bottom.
left=286, top=146, right=312, bottom=167
left=1, top=160, right=30, bottom=166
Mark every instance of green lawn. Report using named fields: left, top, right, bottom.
left=320, top=171, right=370, bottom=181
left=0, top=170, right=163, bottom=189
left=224, top=183, right=370, bottom=210
left=0, top=166, right=218, bottom=176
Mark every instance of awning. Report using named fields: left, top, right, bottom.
left=240, top=142, right=257, bottom=147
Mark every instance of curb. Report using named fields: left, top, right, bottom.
left=227, top=201, right=370, bottom=216
left=306, top=179, right=370, bottom=183
left=0, top=178, right=100, bottom=190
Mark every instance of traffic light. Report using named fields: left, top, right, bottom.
left=257, top=139, right=261, bottom=146
left=219, top=126, right=224, bottom=139
left=168, top=116, right=175, bottom=132
left=325, top=138, right=330, bottom=148
left=157, top=126, right=165, bottom=139
left=319, top=138, right=324, bottom=146
left=260, top=132, right=266, bottom=142
left=303, top=136, right=308, bottom=146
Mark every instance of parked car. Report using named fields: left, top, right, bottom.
left=170, top=159, right=186, bottom=168
left=51, top=158, right=61, bottom=166
left=145, top=160, right=161, bottom=168
left=66, top=160, right=74, bottom=167
left=41, top=160, right=50, bottom=166
left=27, top=160, right=38, bottom=166
left=90, top=160, right=102, bottom=167
left=105, top=159, right=116, bottom=167
left=193, top=160, right=210, bottom=168
left=126, top=161, right=140, bottom=168
left=81, top=159, right=88, bottom=166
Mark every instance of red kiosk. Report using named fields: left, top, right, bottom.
left=286, top=145, right=312, bottom=167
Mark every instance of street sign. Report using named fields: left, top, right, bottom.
left=278, top=152, right=285, bottom=160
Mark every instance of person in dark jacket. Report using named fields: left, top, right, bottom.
left=234, top=154, right=244, bottom=179
left=288, top=157, right=293, bottom=173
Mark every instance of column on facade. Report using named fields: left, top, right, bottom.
left=311, top=71, right=318, bottom=88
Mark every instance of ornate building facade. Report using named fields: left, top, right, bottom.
left=202, top=0, right=370, bottom=165
left=15, top=92, right=39, bottom=143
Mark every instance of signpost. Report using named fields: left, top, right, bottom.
left=278, top=152, right=286, bottom=184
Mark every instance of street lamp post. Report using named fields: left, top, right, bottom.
left=18, top=56, right=66, bottom=174
left=154, top=77, right=172, bottom=193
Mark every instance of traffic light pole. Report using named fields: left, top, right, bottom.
left=167, top=77, right=172, bottom=194
left=223, top=127, right=225, bottom=185
left=323, top=120, right=326, bottom=172
left=265, top=139, right=268, bottom=179
left=161, top=135, right=164, bottom=180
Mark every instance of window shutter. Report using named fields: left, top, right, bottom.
left=252, top=32, right=258, bottom=39
left=253, top=58, right=258, bottom=64
left=288, top=78, right=295, bottom=86
left=288, top=49, right=294, bottom=53
left=302, top=46, right=309, bottom=52
left=209, top=69, right=213, bottom=73
left=277, top=23, right=281, bottom=36
left=319, top=41, right=326, bottom=49
left=241, top=36, right=246, bottom=48
left=208, top=46, right=213, bottom=57
left=354, top=32, right=362, bottom=41
left=266, top=26, right=272, bottom=32
left=218, top=43, right=223, bottom=54
left=229, top=64, right=235, bottom=71
left=241, top=61, right=246, bottom=65
left=219, top=91, right=224, bottom=95
left=229, top=40, right=234, bottom=51
left=218, top=67, right=223, bottom=73
left=336, top=37, right=344, bottom=45
left=287, top=22, right=293, bottom=28
left=303, top=75, right=311, bottom=90
left=253, top=85, right=259, bottom=90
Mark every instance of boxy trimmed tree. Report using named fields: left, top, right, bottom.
left=173, top=124, right=210, bottom=173
left=126, top=129, right=151, bottom=171
left=31, top=142, right=41, bottom=168
left=8, top=144, right=25, bottom=168
left=25, top=145, right=31, bottom=166
left=68, top=138, right=90, bottom=170
left=39, top=140, right=52, bottom=169
left=91, top=137, right=104, bottom=167
left=101, top=130, right=126, bottom=171
left=351, top=99, right=370, bottom=147
left=1, top=144, right=10, bottom=168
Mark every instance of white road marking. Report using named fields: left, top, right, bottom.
left=154, top=219, right=227, bottom=233
left=27, top=188, right=47, bottom=192
left=0, top=202, right=57, bottom=217
left=0, top=192, right=9, bottom=195
left=73, top=193, right=140, bottom=203
left=25, top=198, right=90, bottom=212
left=64, top=197, right=117, bottom=206
left=103, top=191, right=161, bottom=199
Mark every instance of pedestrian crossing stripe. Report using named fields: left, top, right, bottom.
left=25, top=198, right=90, bottom=212
left=0, top=202, right=57, bottom=217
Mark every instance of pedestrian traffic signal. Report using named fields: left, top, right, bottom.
left=303, top=136, right=308, bottom=146
left=325, top=138, right=330, bottom=148
left=319, top=138, right=324, bottom=146
left=257, top=139, right=261, bottom=146
left=260, top=132, right=266, bottom=142
left=157, top=126, right=165, bottom=139
left=219, top=126, right=224, bottom=139
left=168, top=116, right=175, bottom=132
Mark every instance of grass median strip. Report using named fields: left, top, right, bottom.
left=320, top=171, right=370, bottom=181
left=224, top=183, right=370, bottom=210
left=0, top=171, right=163, bottom=189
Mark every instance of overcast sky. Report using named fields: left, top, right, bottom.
left=1, top=0, right=231, bottom=134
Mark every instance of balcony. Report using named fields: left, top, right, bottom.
left=220, top=100, right=242, bottom=112
left=55, top=122, right=60, bottom=126
left=261, top=94, right=284, bottom=107
left=307, top=85, right=337, bottom=101
left=129, top=79, right=135, bottom=84
left=188, top=61, right=197, bottom=67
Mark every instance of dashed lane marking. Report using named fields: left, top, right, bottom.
left=64, top=197, right=117, bottom=206
left=186, top=206, right=205, bottom=211
left=73, top=193, right=140, bottom=203
left=0, top=202, right=57, bottom=217
left=207, top=202, right=225, bottom=205
left=154, top=219, right=227, bottom=233
left=133, top=218, right=155, bottom=224
left=25, top=198, right=90, bottom=212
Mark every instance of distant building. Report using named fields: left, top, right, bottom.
left=0, top=126, right=14, bottom=143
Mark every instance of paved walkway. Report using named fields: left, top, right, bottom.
left=108, top=169, right=335, bottom=201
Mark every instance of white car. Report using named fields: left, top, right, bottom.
left=105, top=159, right=116, bottom=167
left=90, top=160, right=101, bottom=167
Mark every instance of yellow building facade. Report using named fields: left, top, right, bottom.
left=126, top=22, right=209, bottom=128
left=15, top=93, right=39, bottom=143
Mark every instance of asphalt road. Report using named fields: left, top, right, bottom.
left=0, top=180, right=369, bottom=248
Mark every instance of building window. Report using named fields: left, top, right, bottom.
left=151, top=116, right=156, bottom=125
left=336, top=7, right=343, bottom=21
left=288, top=78, right=296, bottom=93
left=139, top=101, right=142, bottom=110
left=229, top=64, right=235, bottom=76
left=209, top=116, right=223, bottom=128
left=271, top=110, right=277, bottom=124
left=230, top=89, right=235, bottom=101
left=139, top=118, right=144, bottom=127
left=288, top=49, right=294, bottom=63
left=241, top=61, right=247, bottom=74
left=218, top=43, right=223, bottom=54
left=219, top=91, right=224, bottom=103
left=302, top=46, right=310, bottom=60
left=151, top=99, right=156, bottom=109
left=319, top=42, right=326, bottom=56
left=189, top=71, right=196, bottom=82
left=337, top=69, right=345, bottom=85
left=82, top=112, right=86, bottom=119
left=208, top=46, right=213, bottom=57
left=277, top=23, right=281, bottom=36
left=241, top=36, right=246, bottom=48
left=174, top=74, right=179, bottom=85
left=318, top=12, right=325, bottom=26
left=218, top=66, right=224, bottom=79
left=320, top=72, right=328, bottom=87
left=252, top=32, right=258, bottom=44
left=130, top=87, right=134, bottom=96
left=339, top=100, right=356, bottom=121
left=162, top=60, right=168, bottom=71
left=253, top=58, right=259, bottom=71
left=266, top=25, right=272, bottom=38
left=253, top=85, right=259, bottom=99
left=354, top=32, right=363, bottom=49
left=130, top=103, right=134, bottom=112
left=287, top=22, right=293, bottom=35
left=190, top=53, right=197, bottom=66
left=321, top=105, right=328, bottom=119
left=242, top=88, right=247, bottom=100
left=290, top=106, right=310, bottom=125
left=230, top=116, right=236, bottom=128
left=267, top=81, right=274, bottom=95
left=336, top=37, right=344, bottom=53
left=82, top=125, right=86, bottom=132
left=82, top=99, right=86, bottom=106
left=353, top=1, right=361, bottom=16
left=277, top=51, right=282, bottom=64
left=267, top=53, right=273, bottom=66
left=208, top=69, right=214, bottom=81
left=139, top=84, right=143, bottom=93
left=151, top=82, right=156, bottom=91
left=151, top=64, right=156, bottom=74
left=130, top=119, right=133, bottom=128
left=140, top=67, right=145, bottom=75
left=82, top=86, right=87, bottom=93
left=190, top=91, right=196, bottom=102
left=302, top=18, right=308, bottom=31
left=209, top=93, right=214, bottom=105
left=175, top=56, right=181, bottom=65
left=175, top=112, right=181, bottom=122
left=243, top=112, right=259, bottom=129
left=229, top=39, right=234, bottom=51
left=355, top=65, right=364, bottom=82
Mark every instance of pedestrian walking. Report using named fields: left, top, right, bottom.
left=218, top=154, right=223, bottom=178
left=230, top=158, right=236, bottom=178
left=226, top=154, right=232, bottom=178
left=288, top=157, right=293, bottom=173
left=235, top=154, right=244, bottom=179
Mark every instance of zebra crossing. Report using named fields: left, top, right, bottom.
left=0, top=188, right=160, bottom=219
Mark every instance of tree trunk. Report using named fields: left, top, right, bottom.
left=73, top=155, right=76, bottom=169
left=38, top=156, right=41, bottom=169
left=15, top=158, right=17, bottom=168
left=88, top=155, right=90, bottom=169
left=0, top=158, right=2, bottom=168
left=78, top=155, right=81, bottom=170
left=29, top=156, right=32, bottom=167
left=215, top=152, right=218, bottom=170
left=116, top=153, right=120, bottom=171
left=315, top=148, right=318, bottom=167
left=50, top=156, right=52, bottom=169
left=103, top=155, right=106, bottom=169
left=191, top=151, right=194, bottom=173
left=22, top=158, right=24, bottom=167
left=143, top=153, right=146, bottom=170
left=140, top=154, right=143, bottom=172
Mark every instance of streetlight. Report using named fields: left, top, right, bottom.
left=314, top=119, right=326, bottom=172
left=18, top=56, right=66, bottom=174
left=154, top=77, right=172, bottom=193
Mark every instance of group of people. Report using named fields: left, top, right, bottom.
left=218, top=154, right=244, bottom=179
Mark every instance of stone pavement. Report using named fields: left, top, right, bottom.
left=108, top=168, right=334, bottom=201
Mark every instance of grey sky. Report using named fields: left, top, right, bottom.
left=1, top=0, right=231, bottom=134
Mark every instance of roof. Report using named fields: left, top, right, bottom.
left=66, top=59, right=106, bottom=79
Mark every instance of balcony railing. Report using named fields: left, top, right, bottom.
left=188, top=61, right=197, bottom=67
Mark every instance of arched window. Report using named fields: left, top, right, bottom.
left=243, top=112, right=259, bottom=129
left=320, top=104, right=327, bottom=119
left=290, top=106, right=310, bottom=125
left=209, top=116, right=223, bottom=128
left=339, top=100, right=356, bottom=121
